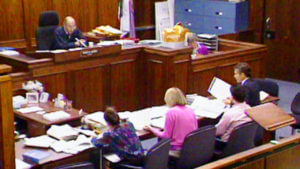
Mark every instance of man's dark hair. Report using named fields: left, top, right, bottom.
left=230, top=84, right=247, bottom=103
left=234, top=62, right=252, bottom=78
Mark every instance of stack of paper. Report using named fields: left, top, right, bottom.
left=17, top=106, right=43, bottom=114
left=128, top=108, right=152, bottom=130
left=191, top=96, right=225, bottom=119
left=47, top=124, right=79, bottom=141
left=85, top=112, right=107, bottom=126
left=50, top=49, right=67, bottom=53
left=0, top=50, right=19, bottom=56
left=13, top=95, right=27, bottom=109
left=118, top=111, right=132, bottom=120
left=43, top=111, right=71, bottom=122
left=24, top=135, right=56, bottom=148
left=50, top=134, right=93, bottom=154
left=151, top=117, right=166, bottom=129
left=150, top=105, right=169, bottom=119
left=15, top=159, right=32, bottom=169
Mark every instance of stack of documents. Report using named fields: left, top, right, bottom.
left=43, top=111, right=71, bottom=122
left=47, top=124, right=79, bottom=141
left=15, top=158, right=32, bottom=169
left=50, top=134, right=93, bottom=154
left=0, top=50, right=20, bottom=56
left=13, top=96, right=28, bottom=109
left=24, top=135, right=56, bottom=148
left=17, top=106, right=43, bottom=114
left=190, top=96, right=225, bottom=119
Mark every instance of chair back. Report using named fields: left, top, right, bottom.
left=291, top=93, right=300, bottom=128
left=144, top=138, right=171, bottom=169
left=254, top=125, right=265, bottom=146
left=222, top=122, right=258, bottom=157
left=177, top=125, right=216, bottom=169
left=53, top=162, right=94, bottom=169
left=291, top=93, right=300, bottom=115
left=255, top=79, right=279, bottom=97
left=36, top=11, right=59, bottom=50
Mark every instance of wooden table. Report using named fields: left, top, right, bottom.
left=15, top=140, right=100, bottom=169
left=15, top=102, right=87, bottom=137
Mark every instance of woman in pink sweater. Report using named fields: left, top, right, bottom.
left=145, top=87, right=198, bottom=156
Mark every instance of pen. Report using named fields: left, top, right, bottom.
left=75, top=38, right=87, bottom=47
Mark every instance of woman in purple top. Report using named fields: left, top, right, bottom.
left=145, top=87, right=198, bottom=156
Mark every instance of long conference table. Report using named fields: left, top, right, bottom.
left=0, top=39, right=267, bottom=114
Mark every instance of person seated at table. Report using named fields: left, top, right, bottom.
left=215, top=84, right=252, bottom=150
left=53, top=16, right=86, bottom=49
left=232, top=62, right=260, bottom=107
left=91, top=107, right=144, bottom=168
left=145, top=87, right=198, bottom=157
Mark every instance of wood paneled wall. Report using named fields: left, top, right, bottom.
left=0, top=0, right=163, bottom=48
left=0, top=0, right=267, bottom=48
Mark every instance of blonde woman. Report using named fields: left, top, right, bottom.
left=145, top=87, right=198, bottom=155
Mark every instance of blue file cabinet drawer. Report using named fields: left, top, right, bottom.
left=174, top=0, right=249, bottom=35
left=203, top=17, right=236, bottom=34
left=175, top=0, right=205, bottom=16
left=175, top=13, right=204, bottom=30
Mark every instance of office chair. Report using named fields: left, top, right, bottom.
left=215, top=122, right=258, bottom=158
left=53, top=162, right=94, bottom=169
left=255, top=79, right=279, bottom=97
left=170, top=125, right=216, bottom=169
left=36, top=11, right=59, bottom=50
left=117, top=138, right=171, bottom=169
left=291, top=93, right=300, bottom=134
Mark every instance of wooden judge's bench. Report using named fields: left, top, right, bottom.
left=0, top=39, right=267, bottom=113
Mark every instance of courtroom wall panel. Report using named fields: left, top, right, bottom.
left=189, top=67, right=216, bottom=96
left=110, top=57, right=139, bottom=111
left=69, top=66, right=107, bottom=113
left=147, top=58, right=166, bottom=106
left=0, top=0, right=25, bottom=41
left=36, top=73, right=67, bottom=99
left=23, top=0, right=52, bottom=40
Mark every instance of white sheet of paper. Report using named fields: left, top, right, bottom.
left=15, top=159, right=32, bottom=169
left=104, top=153, right=121, bottom=163
left=168, top=0, right=175, bottom=26
left=151, top=117, right=166, bottom=129
left=208, top=77, right=231, bottom=101
left=85, top=112, right=107, bottom=126
left=155, top=2, right=171, bottom=40
left=47, top=124, right=79, bottom=141
left=260, top=91, right=269, bottom=101
left=43, top=111, right=71, bottom=122
left=17, top=106, right=43, bottom=114
left=129, top=108, right=151, bottom=130
left=191, top=96, right=224, bottom=119
left=24, top=135, right=56, bottom=148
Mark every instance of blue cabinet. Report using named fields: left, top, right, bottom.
left=175, top=0, right=249, bottom=35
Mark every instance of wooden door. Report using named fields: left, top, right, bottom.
left=264, top=1, right=300, bottom=82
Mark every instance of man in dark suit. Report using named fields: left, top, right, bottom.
left=53, top=16, right=86, bottom=49
left=233, top=62, right=260, bottom=107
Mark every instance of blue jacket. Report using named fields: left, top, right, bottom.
left=243, top=79, right=260, bottom=107
left=53, top=26, right=85, bottom=49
